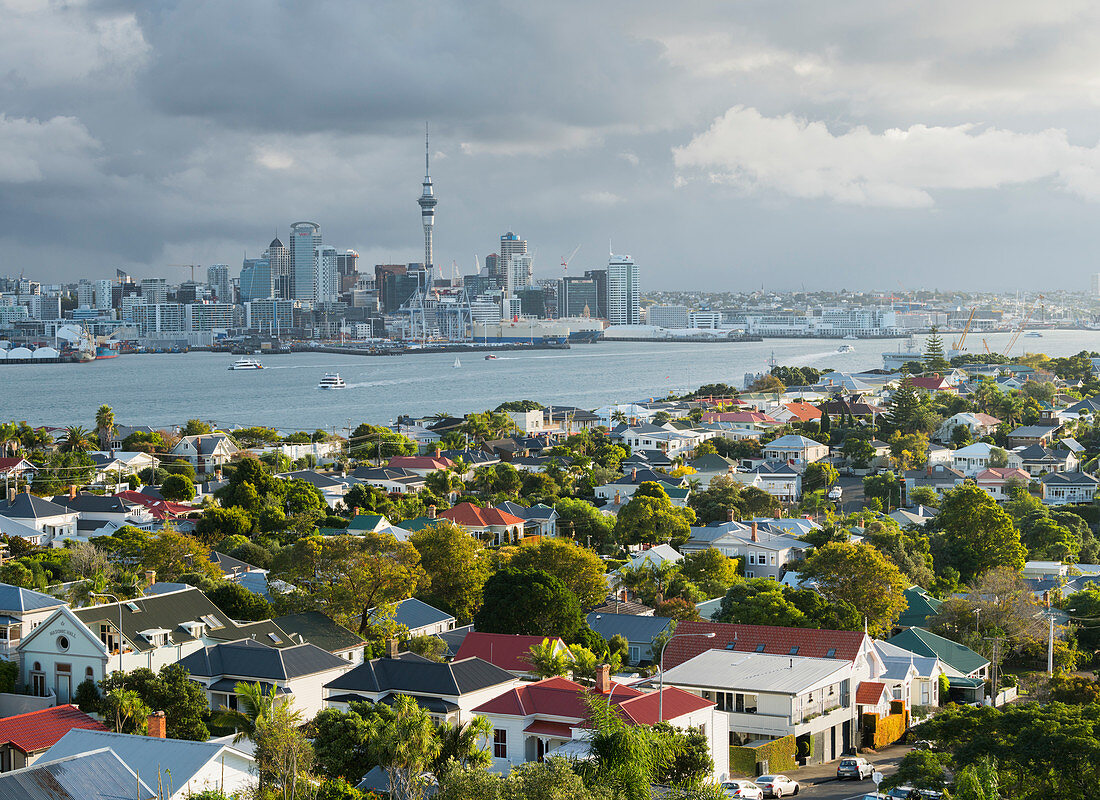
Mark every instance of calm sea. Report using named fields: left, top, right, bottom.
left=8, top=329, right=1100, bottom=432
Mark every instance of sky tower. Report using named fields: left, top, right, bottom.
left=418, top=123, right=437, bottom=273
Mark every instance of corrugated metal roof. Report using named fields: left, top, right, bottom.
left=660, top=650, right=850, bottom=695
left=0, top=747, right=156, bottom=800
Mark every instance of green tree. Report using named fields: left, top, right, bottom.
left=311, top=706, right=373, bottom=782
left=888, top=374, right=922, bottom=432
left=843, top=437, right=877, bottom=468
left=526, top=637, right=573, bottom=678
left=100, top=664, right=210, bottom=740
left=931, top=484, right=1027, bottom=582
left=909, top=486, right=940, bottom=508
left=366, top=694, right=441, bottom=800
left=678, top=548, right=739, bottom=598
left=196, top=506, right=254, bottom=540
left=473, top=568, right=584, bottom=639
left=254, top=699, right=312, bottom=799
left=923, top=326, right=950, bottom=373
left=161, top=473, right=196, bottom=502
left=863, top=470, right=902, bottom=510
left=803, top=462, right=839, bottom=493
left=212, top=681, right=279, bottom=743
left=410, top=521, right=492, bottom=623
left=554, top=498, right=617, bottom=551
left=798, top=542, right=908, bottom=636
left=614, top=483, right=696, bottom=547
left=506, top=537, right=608, bottom=608
left=207, top=582, right=274, bottom=621
left=181, top=419, right=214, bottom=436
left=433, top=716, right=493, bottom=774
left=95, top=404, right=115, bottom=449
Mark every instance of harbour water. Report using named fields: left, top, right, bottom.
left=8, top=329, right=1100, bottom=431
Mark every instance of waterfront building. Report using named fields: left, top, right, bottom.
left=606, top=254, right=640, bottom=326
left=240, top=258, right=274, bottom=302
left=185, top=303, right=237, bottom=331
left=290, top=221, right=322, bottom=302
left=648, top=304, right=689, bottom=328
left=584, top=268, right=608, bottom=319
left=131, top=302, right=185, bottom=334
left=484, top=253, right=500, bottom=278
left=244, top=299, right=295, bottom=333
left=500, top=232, right=527, bottom=292
left=689, top=311, right=721, bottom=328
left=316, top=245, right=338, bottom=303
left=206, top=264, right=230, bottom=303
left=76, top=280, right=94, bottom=309
left=140, top=278, right=168, bottom=305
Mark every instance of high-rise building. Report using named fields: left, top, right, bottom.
left=289, top=222, right=322, bottom=302
left=176, top=282, right=212, bottom=304
left=484, top=253, right=500, bottom=278
left=94, top=279, right=113, bottom=311
left=207, top=264, right=231, bottom=303
left=418, top=126, right=438, bottom=272
left=559, top=275, right=600, bottom=318
left=315, top=245, right=338, bottom=303
left=186, top=303, right=237, bottom=331
left=648, top=305, right=689, bottom=328
left=508, top=253, right=534, bottom=292
left=140, top=278, right=168, bottom=305
left=1092, top=273, right=1100, bottom=298
left=606, top=254, right=640, bottom=326
left=264, top=235, right=291, bottom=299
left=244, top=299, right=295, bottom=332
left=240, top=258, right=274, bottom=302
left=131, top=303, right=185, bottom=334
left=499, top=232, right=527, bottom=293
left=76, top=280, right=95, bottom=308
left=583, top=269, right=608, bottom=319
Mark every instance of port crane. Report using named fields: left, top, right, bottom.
left=951, top=307, right=977, bottom=353
left=561, top=245, right=581, bottom=272
left=1004, top=295, right=1045, bottom=355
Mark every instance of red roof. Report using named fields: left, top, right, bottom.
left=976, top=467, right=1029, bottom=484
left=702, top=411, right=779, bottom=424
left=909, top=376, right=952, bottom=391
left=524, top=720, right=573, bottom=737
left=661, top=620, right=870, bottom=670
left=856, top=681, right=889, bottom=705
left=0, top=704, right=107, bottom=754
left=114, top=491, right=194, bottom=520
left=455, top=632, right=569, bottom=673
left=440, top=502, right=524, bottom=529
left=387, top=456, right=454, bottom=470
left=782, top=402, right=822, bottom=422
left=616, top=687, right=714, bottom=725
left=971, top=413, right=1002, bottom=426
left=0, top=458, right=33, bottom=473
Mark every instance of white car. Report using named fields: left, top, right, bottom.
left=722, top=779, right=764, bottom=799
left=755, top=774, right=800, bottom=798
left=828, top=486, right=843, bottom=500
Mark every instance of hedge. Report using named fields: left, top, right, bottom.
left=862, top=709, right=909, bottom=750
left=729, top=735, right=797, bottom=777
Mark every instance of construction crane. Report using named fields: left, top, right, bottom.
left=1004, top=295, right=1045, bottom=355
left=951, top=307, right=977, bottom=353
left=168, top=264, right=199, bottom=281
left=983, top=338, right=991, bottom=355
left=561, top=245, right=581, bottom=272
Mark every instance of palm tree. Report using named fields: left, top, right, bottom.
left=104, top=688, right=150, bottom=734
left=95, top=404, right=115, bottom=449
left=0, top=422, right=16, bottom=457
left=59, top=426, right=95, bottom=453
left=432, top=716, right=492, bottom=774
left=611, top=410, right=628, bottom=425
left=366, top=694, right=441, bottom=800
left=525, top=638, right=572, bottom=678
left=212, top=682, right=282, bottom=743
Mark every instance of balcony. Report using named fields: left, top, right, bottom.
left=795, top=698, right=850, bottom=727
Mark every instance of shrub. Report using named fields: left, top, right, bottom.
left=729, top=734, right=797, bottom=777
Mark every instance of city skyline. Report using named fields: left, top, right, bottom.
left=6, top=3, right=1100, bottom=290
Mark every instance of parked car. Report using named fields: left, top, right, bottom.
left=886, top=788, right=944, bottom=800
left=755, top=775, right=800, bottom=798
left=837, top=757, right=874, bottom=780
left=722, top=779, right=764, bottom=799
left=828, top=485, right=843, bottom=500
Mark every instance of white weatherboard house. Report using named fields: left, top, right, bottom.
left=0, top=582, right=66, bottom=662
left=761, top=435, right=829, bottom=470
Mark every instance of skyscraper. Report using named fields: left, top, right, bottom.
left=584, top=268, right=608, bottom=319
left=289, top=221, right=322, bottom=302
left=264, top=235, right=291, bottom=299
left=240, top=258, right=274, bottom=302
left=315, top=245, right=338, bottom=303
left=418, top=125, right=437, bottom=273
left=559, top=275, right=599, bottom=318
left=140, top=278, right=168, bottom=305
left=94, top=279, right=113, bottom=311
left=499, top=232, right=528, bottom=293
left=207, top=264, right=230, bottom=302
left=606, top=253, right=640, bottom=325
left=484, top=253, right=500, bottom=278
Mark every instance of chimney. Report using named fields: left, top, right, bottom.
left=428, top=505, right=437, bottom=519
left=147, top=711, right=166, bottom=739
left=614, top=491, right=621, bottom=505
left=631, top=468, right=637, bottom=481
left=386, top=638, right=400, bottom=659
left=751, top=521, right=758, bottom=543
left=726, top=509, right=736, bottom=523
left=69, top=485, right=77, bottom=499
left=215, top=469, right=223, bottom=482
left=773, top=509, right=781, bottom=519
left=595, top=663, right=611, bottom=694
left=144, top=570, right=156, bottom=586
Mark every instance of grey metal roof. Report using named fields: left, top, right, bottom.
left=45, top=729, right=252, bottom=791
left=369, top=597, right=454, bottom=631
left=0, top=493, right=74, bottom=520
left=324, top=653, right=513, bottom=697
left=178, top=638, right=350, bottom=680
left=0, top=582, right=64, bottom=613
left=0, top=748, right=156, bottom=800
left=661, top=650, right=850, bottom=695
left=50, top=493, right=131, bottom=514
left=586, top=612, right=673, bottom=645
left=273, top=611, right=363, bottom=653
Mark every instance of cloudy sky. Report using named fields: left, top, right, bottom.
left=4, top=0, right=1100, bottom=290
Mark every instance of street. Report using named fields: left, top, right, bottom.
left=834, top=475, right=867, bottom=516
left=751, top=745, right=910, bottom=800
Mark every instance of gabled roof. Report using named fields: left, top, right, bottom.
left=369, top=597, right=454, bottom=631
left=0, top=748, right=156, bottom=800
left=661, top=650, right=851, bottom=695
left=856, top=680, right=890, bottom=705
left=897, top=586, right=942, bottom=629
left=350, top=466, right=420, bottom=481
left=781, top=402, right=822, bottom=422
left=662, top=620, right=871, bottom=670
left=0, top=582, right=64, bottom=613
left=764, top=434, right=826, bottom=450
left=886, top=627, right=989, bottom=675
left=0, top=704, right=107, bottom=754
left=746, top=461, right=800, bottom=476
left=387, top=455, right=454, bottom=470
left=325, top=653, right=515, bottom=697
left=454, top=632, right=570, bottom=673
left=439, top=502, right=523, bottom=528
left=273, top=611, right=363, bottom=653
left=346, top=513, right=390, bottom=531
left=586, top=612, right=673, bottom=644
left=279, top=469, right=348, bottom=488
left=0, top=493, right=74, bottom=520
left=49, top=492, right=131, bottom=514
left=177, top=638, right=349, bottom=680
left=1008, top=424, right=1060, bottom=438
left=1040, top=471, right=1099, bottom=486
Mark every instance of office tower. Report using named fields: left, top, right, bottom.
left=583, top=269, right=608, bottom=319
left=418, top=125, right=437, bottom=272
left=315, top=245, right=338, bottom=303
left=484, top=253, right=500, bottom=277
left=140, top=278, right=168, bottom=305
left=499, top=232, right=527, bottom=292
left=175, top=282, right=212, bottom=304
left=380, top=270, right=420, bottom=313
left=207, top=264, right=231, bottom=302
left=186, top=303, right=237, bottom=331
left=559, top=275, right=600, bottom=318
left=508, top=253, right=534, bottom=291
left=240, top=258, right=274, bottom=302
left=94, top=279, right=113, bottom=311
left=289, top=221, right=321, bottom=302
left=606, top=254, right=640, bottom=325
left=244, top=299, right=294, bottom=332
left=76, top=280, right=95, bottom=308
left=264, top=235, right=291, bottom=299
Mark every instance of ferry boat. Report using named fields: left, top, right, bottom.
left=318, top=372, right=346, bottom=389
left=836, top=344, right=855, bottom=353
left=1024, top=332, right=1043, bottom=338
left=484, top=354, right=498, bottom=360
left=842, top=334, right=858, bottom=340
left=228, top=358, right=264, bottom=370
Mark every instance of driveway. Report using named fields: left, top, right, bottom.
left=835, top=475, right=867, bottom=515
left=763, top=745, right=911, bottom=800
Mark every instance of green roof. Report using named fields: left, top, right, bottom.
left=947, top=676, right=985, bottom=688
left=897, top=586, right=943, bottom=629
left=396, top=516, right=434, bottom=532
left=887, top=627, right=989, bottom=676
left=347, top=513, right=387, bottom=531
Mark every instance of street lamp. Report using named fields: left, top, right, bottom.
left=658, top=631, right=716, bottom=723
left=92, top=593, right=124, bottom=674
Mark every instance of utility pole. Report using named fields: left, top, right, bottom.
left=983, top=635, right=1004, bottom=704
left=1048, top=613, right=1055, bottom=675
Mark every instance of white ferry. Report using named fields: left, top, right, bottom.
left=836, top=344, right=855, bottom=353
left=318, top=372, right=347, bottom=389
left=228, top=358, right=264, bottom=370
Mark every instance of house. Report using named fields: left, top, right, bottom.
left=368, top=597, right=455, bottom=638
left=728, top=461, right=802, bottom=502
left=545, top=406, right=600, bottom=435
left=272, top=611, right=364, bottom=664
left=472, top=667, right=725, bottom=780
left=278, top=469, right=351, bottom=508
left=773, top=402, right=822, bottom=425
left=874, top=639, right=944, bottom=709
left=595, top=468, right=690, bottom=506
left=855, top=680, right=893, bottom=719
left=434, top=502, right=525, bottom=546
left=950, top=443, right=996, bottom=477
left=169, top=433, right=239, bottom=473
left=209, top=550, right=272, bottom=598
left=1006, top=424, right=1060, bottom=448
left=0, top=492, right=79, bottom=547
left=178, top=638, right=353, bottom=718
left=926, top=443, right=953, bottom=465
left=323, top=645, right=519, bottom=725
left=385, top=455, right=455, bottom=476
left=348, top=466, right=425, bottom=494
left=586, top=612, right=673, bottom=665
left=18, top=586, right=295, bottom=701
left=614, top=423, right=708, bottom=457
left=908, top=374, right=957, bottom=394
left=1040, top=471, right=1099, bottom=506
left=896, top=586, right=943, bottom=630
left=44, top=727, right=256, bottom=800
left=495, top=501, right=559, bottom=538
left=660, top=649, right=861, bottom=763
left=0, top=704, right=107, bottom=773
left=934, top=412, right=1002, bottom=443
left=681, top=521, right=804, bottom=581
left=1007, top=444, right=1078, bottom=476
left=886, top=627, right=989, bottom=683
left=701, top=411, right=780, bottom=427
left=974, top=467, right=1031, bottom=501
left=761, top=435, right=829, bottom=469
left=454, top=632, right=573, bottom=678
left=51, top=491, right=156, bottom=537
left=0, top=459, right=36, bottom=483
left=507, top=410, right=549, bottom=434
left=0, top=748, right=155, bottom=800
left=686, top=454, right=739, bottom=484
left=590, top=598, right=655, bottom=616
left=889, top=506, right=937, bottom=528
left=0, top=582, right=66, bottom=662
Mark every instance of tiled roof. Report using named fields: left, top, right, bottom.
left=782, top=402, right=822, bottom=422
left=661, top=620, right=869, bottom=670
left=0, top=705, right=107, bottom=754
left=856, top=680, right=889, bottom=705
left=455, top=632, right=569, bottom=672
left=439, top=502, right=523, bottom=528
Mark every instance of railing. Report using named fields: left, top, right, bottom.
left=796, top=699, right=846, bottom=724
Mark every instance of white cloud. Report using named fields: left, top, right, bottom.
left=674, top=106, right=1100, bottom=207
left=0, top=115, right=100, bottom=183
left=253, top=146, right=295, bottom=171
left=582, top=191, right=624, bottom=206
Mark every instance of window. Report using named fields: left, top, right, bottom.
left=748, top=553, right=756, bottom=565
left=746, top=571, right=754, bottom=579
left=769, top=553, right=776, bottom=565
left=493, top=729, right=507, bottom=759
left=826, top=648, right=837, bottom=658
left=56, top=635, right=69, bottom=652
left=789, top=647, right=799, bottom=656
left=755, top=644, right=766, bottom=653
left=85, top=667, right=94, bottom=680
